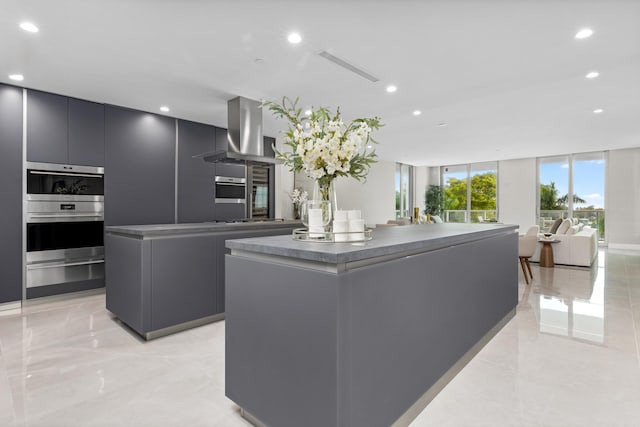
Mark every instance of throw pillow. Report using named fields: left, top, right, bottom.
left=567, top=225, right=579, bottom=235
left=556, top=218, right=572, bottom=234
left=431, top=215, right=443, bottom=223
left=549, top=218, right=563, bottom=234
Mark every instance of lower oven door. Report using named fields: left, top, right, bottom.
left=26, top=247, right=105, bottom=288
left=26, top=220, right=105, bottom=288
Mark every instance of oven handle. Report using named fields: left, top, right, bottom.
left=215, top=182, right=246, bottom=187
left=27, top=259, right=105, bottom=270
left=214, top=198, right=246, bottom=204
left=27, top=214, right=103, bottom=218
left=29, top=170, right=103, bottom=178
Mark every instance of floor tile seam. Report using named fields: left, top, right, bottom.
left=630, top=303, right=640, bottom=367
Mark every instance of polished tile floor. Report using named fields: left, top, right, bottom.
left=1, top=248, right=639, bottom=426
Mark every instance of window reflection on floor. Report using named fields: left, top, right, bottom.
left=534, top=249, right=606, bottom=344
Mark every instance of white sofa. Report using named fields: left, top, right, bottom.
left=531, top=219, right=598, bottom=267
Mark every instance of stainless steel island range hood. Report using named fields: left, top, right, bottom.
left=196, top=96, right=279, bottom=165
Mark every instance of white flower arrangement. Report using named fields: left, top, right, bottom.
left=264, top=97, right=382, bottom=192
left=290, top=188, right=308, bottom=207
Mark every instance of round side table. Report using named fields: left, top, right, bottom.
left=538, top=238, right=560, bottom=268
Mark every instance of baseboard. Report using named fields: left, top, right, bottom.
left=0, top=300, right=22, bottom=315
left=608, top=243, right=640, bottom=251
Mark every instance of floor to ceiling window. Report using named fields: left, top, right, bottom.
left=395, top=163, right=413, bottom=219
left=441, top=162, right=497, bottom=223
left=538, top=152, right=605, bottom=239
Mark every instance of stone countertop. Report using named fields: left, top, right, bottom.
left=226, top=223, right=518, bottom=265
left=105, top=220, right=302, bottom=238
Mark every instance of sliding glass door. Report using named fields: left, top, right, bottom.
left=395, top=163, right=413, bottom=219
left=539, top=156, right=570, bottom=230
left=572, top=153, right=605, bottom=238
left=442, top=165, right=467, bottom=223
left=538, top=152, right=605, bottom=239
left=441, top=162, right=497, bottom=223
left=470, top=163, right=497, bottom=222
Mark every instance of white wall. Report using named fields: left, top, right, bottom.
left=498, top=158, right=537, bottom=232
left=607, top=148, right=640, bottom=249
left=274, top=164, right=294, bottom=219
left=294, top=160, right=397, bottom=226
left=414, top=166, right=428, bottom=215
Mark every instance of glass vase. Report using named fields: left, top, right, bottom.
left=312, top=179, right=337, bottom=217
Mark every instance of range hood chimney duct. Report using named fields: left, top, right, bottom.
left=227, top=96, right=263, bottom=157
left=195, top=96, right=279, bottom=165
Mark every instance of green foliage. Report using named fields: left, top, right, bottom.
left=469, top=173, right=497, bottom=210
left=443, top=172, right=497, bottom=211
left=424, top=185, right=444, bottom=216
left=444, top=178, right=467, bottom=210
left=540, top=181, right=586, bottom=210
left=539, top=182, right=560, bottom=210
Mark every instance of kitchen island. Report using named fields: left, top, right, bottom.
left=225, top=223, right=518, bottom=427
left=104, top=220, right=300, bottom=339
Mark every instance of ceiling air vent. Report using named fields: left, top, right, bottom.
left=317, top=51, right=380, bottom=83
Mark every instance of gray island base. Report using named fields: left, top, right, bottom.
left=104, top=221, right=300, bottom=340
left=225, top=223, right=518, bottom=427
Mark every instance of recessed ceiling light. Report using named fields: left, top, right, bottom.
left=437, top=122, right=448, bottom=127
left=160, top=106, right=170, bottom=112
left=593, top=108, right=604, bottom=114
left=19, top=22, right=39, bottom=33
left=367, top=145, right=373, bottom=149
left=413, top=110, right=422, bottom=116
left=9, top=74, right=24, bottom=81
left=386, top=85, right=397, bottom=93
left=304, top=109, right=312, bottom=116
left=287, top=32, right=302, bottom=44
left=575, top=28, right=593, bottom=39
left=586, top=71, right=599, bottom=79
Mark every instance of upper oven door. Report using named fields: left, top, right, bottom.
left=26, top=162, right=104, bottom=200
left=214, top=175, right=246, bottom=203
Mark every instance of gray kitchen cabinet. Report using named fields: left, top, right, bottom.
left=214, top=228, right=294, bottom=313
left=215, top=162, right=246, bottom=179
left=26, top=90, right=68, bottom=164
left=68, top=98, right=105, bottom=166
left=27, top=90, right=105, bottom=166
left=0, top=84, right=23, bottom=303
left=177, top=120, right=216, bottom=223
left=104, top=105, right=176, bottom=226
left=150, top=235, right=217, bottom=330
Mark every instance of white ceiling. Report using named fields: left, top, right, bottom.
left=2, top=0, right=639, bottom=166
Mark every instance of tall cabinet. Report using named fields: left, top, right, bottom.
left=0, top=84, right=23, bottom=303
left=104, top=105, right=176, bottom=226
left=177, top=120, right=216, bottom=223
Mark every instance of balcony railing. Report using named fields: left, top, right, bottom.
left=443, top=210, right=497, bottom=223
left=539, top=209, right=605, bottom=239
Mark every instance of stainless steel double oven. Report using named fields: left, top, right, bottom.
left=213, top=163, right=274, bottom=221
left=25, top=162, right=104, bottom=298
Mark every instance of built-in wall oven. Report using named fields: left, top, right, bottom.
left=25, top=162, right=105, bottom=298
left=213, top=175, right=246, bottom=221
